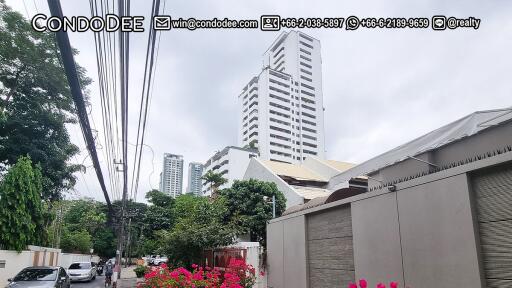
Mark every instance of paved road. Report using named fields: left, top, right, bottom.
left=71, top=275, right=106, bottom=288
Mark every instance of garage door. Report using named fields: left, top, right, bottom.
left=306, top=205, right=354, bottom=288
left=472, top=164, right=512, bottom=287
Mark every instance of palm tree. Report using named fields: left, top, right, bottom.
left=201, top=170, right=228, bottom=197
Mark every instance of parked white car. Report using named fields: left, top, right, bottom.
left=152, top=256, right=168, bottom=266
left=67, top=262, right=96, bottom=282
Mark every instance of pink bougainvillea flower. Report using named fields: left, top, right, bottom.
left=359, top=279, right=368, bottom=288
left=348, top=282, right=358, bottom=288
left=377, top=283, right=386, bottom=288
left=390, top=282, right=398, bottom=288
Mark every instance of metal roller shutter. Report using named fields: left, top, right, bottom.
left=472, top=164, right=512, bottom=287
left=306, top=205, right=355, bottom=288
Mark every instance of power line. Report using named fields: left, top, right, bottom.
left=22, top=0, right=30, bottom=19
left=116, top=0, right=130, bottom=277
left=130, top=0, right=163, bottom=201
left=47, top=0, right=112, bottom=211
left=88, top=0, right=121, bottom=202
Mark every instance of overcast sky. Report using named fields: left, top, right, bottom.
left=6, top=0, right=512, bottom=203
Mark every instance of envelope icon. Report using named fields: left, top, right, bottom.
left=153, top=16, right=171, bottom=30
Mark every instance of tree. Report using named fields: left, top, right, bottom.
left=146, top=189, right=174, bottom=207
left=0, top=156, right=45, bottom=251
left=50, top=199, right=116, bottom=257
left=219, top=179, right=286, bottom=247
left=159, top=195, right=239, bottom=267
left=64, top=199, right=106, bottom=234
left=0, top=2, right=91, bottom=202
left=201, top=170, right=228, bottom=196
left=92, top=228, right=116, bottom=258
left=60, top=229, right=92, bottom=254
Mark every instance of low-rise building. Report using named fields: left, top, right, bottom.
left=244, top=157, right=366, bottom=207
left=202, top=146, right=258, bottom=196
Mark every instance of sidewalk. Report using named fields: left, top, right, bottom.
left=117, top=266, right=142, bottom=288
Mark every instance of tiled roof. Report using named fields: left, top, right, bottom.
left=261, top=160, right=328, bottom=182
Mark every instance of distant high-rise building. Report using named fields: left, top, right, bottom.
left=160, top=153, right=184, bottom=198
left=238, top=31, right=325, bottom=163
left=187, top=162, right=204, bottom=196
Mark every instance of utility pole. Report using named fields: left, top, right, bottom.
left=114, top=161, right=126, bottom=277
left=272, top=195, right=276, bottom=219
left=125, top=217, right=132, bottom=268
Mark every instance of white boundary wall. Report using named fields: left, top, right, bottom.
left=0, top=246, right=99, bottom=286
left=228, top=242, right=267, bottom=288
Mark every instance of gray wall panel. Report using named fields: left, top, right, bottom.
left=352, top=192, right=404, bottom=286
left=267, top=221, right=284, bottom=288
left=307, top=206, right=354, bottom=287
left=472, top=164, right=512, bottom=286
left=397, top=174, right=482, bottom=288
left=283, top=216, right=307, bottom=288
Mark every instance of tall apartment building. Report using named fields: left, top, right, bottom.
left=159, top=153, right=184, bottom=198
left=238, top=31, right=325, bottom=164
left=202, top=146, right=258, bottom=196
left=187, top=162, right=204, bottom=196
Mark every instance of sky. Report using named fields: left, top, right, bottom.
left=5, top=0, right=512, bottom=203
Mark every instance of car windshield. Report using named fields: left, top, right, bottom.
left=69, top=263, right=91, bottom=269
left=13, top=269, right=57, bottom=281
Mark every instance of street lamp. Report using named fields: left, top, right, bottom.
left=263, top=195, right=276, bottom=219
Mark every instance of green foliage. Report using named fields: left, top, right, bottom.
left=0, top=156, right=45, bottom=251
left=53, top=199, right=114, bottom=256
left=60, top=228, right=92, bottom=254
left=139, top=237, right=162, bottom=256
left=143, top=205, right=173, bottom=238
left=133, top=265, right=147, bottom=278
left=142, top=190, right=174, bottom=240
left=159, top=195, right=239, bottom=267
left=146, top=189, right=174, bottom=208
left=64, top=199, right=106, bottom=234
left=201, top=170, right=228, bottom=195
left=0, top=2, right=91, bottom=201
left=219, top=179, right=286, bottom=247
left=91, top=228, right=116, bottom=258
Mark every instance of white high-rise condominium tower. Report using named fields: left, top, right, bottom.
left=187, top=162, right=203, bottom=196
left=159, top=153, right=184, bottom=198
left=238, top=31, right=325, bottom=164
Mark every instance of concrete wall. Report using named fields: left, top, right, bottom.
left=352, top=192, right=404, bottom=286
left=59, top=253, right=99, bottom=269
left=228, top=242, right=266, bottom=288
left=267, top=215, right=307, bottom=288
left=0, top=246, right=98, bottom=286
left=397, top=174, right=482, bottom=288
left=267, top=221, right=285, bottom=288
left=267, top=152, right=512, bottom=287
left=307, top=206, right=354, bottom=287
left=0, top=247, right=99, bottom=286
left=0, top=250, right=34, bottom=285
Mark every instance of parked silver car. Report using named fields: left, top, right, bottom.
left=67, top=262, right=96, bottom=282
left=6, top=266, right=70, bottom=288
